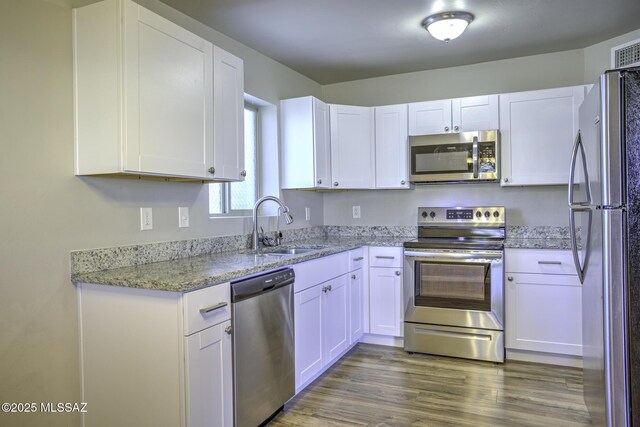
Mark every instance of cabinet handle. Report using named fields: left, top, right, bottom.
left=225, top=326, right=232, bottom=335
left=454, top=125, right=459, bottom=131
left=376, top=255, right=395, bottom=259
left=538, top=261, right=562, bottom=265
left=240, top=170, right=247, bottom=177
left=395, top=271, right=401, bottom=276
left=400, top=180, right=406, bottom=185
left=351, top=274, right=356, bottom=279
left=208, top=167, right=215, bottom=175
left=333, top=182, right=339, bottom=187
left=317, top=179, right=322, bottom=185
left=444, top=126, right=450, bottom=132
left=503, top=178, right=509, bottom=183
left=507, top=276, right=514, bottom=281
left=199, top=301, right=228, bottom=315
left=353, top=257, right=364, bottom=261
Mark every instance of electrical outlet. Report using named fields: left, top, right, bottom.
left=178, top=207, right=189, bottom=228
left=140, top=207, right=153, bottom=231
left=352, top=206, right=361, bottom=219
left=305, top=207, right=311, bottom=221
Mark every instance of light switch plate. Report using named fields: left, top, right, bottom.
left=140, top=207, right=153, bottom=231
left=352, top=206, right=361, bottom=219
left=178, top=207, right=189, bottom=228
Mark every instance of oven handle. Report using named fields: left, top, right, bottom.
left=404, top=250, right=503, bottom=262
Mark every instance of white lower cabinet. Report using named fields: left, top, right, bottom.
left=349, top=268, right=364, bottom=343
left=294, top=284, right=325, bottom=386
left=505, top=248, right=582, bottom=360
left=368, top=247, right=404, bottom=337
left=77, top=282, right=232, bottom=427
left=324, top=275, right=350, bottom=362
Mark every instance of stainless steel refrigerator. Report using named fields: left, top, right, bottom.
left=569, top=67, right=640, bottom=426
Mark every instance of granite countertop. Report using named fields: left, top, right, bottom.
left=71, top=236, right=409, bottom=293
left=504, top=225, right=575, bottom=250
left=504, top=237, right=573, bottom=250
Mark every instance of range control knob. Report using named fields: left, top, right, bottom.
left=484, top=211, right=491, bottom=218
left=475, top=211, right=482, bottom=218
left=421, top=211, right=428, bottom=218
left=493, top=211, right=500, bottom=218
left=430, top=211, right=436, bottom=218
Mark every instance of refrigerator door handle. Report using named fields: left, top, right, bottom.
left=569, top=206, right=592, bottom=284
left=568, top=130, right=592, bottom=207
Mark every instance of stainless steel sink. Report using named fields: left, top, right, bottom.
left=266, top=248, right=318, bottom=255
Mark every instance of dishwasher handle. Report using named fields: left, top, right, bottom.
left=231, top=268, right=295, bottom=303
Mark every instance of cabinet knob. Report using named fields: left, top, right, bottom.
left=507, top=276, right=514, bottom=282
left=208, top=167, right=215, bottom=175
left=328, top=285, right=332, bottom=292
left=400, top=180, right=406, bottom=185
left=395, top=271, right=401, bottom=276
left=351, top=274, right=356, bottom=279
left=317, top=179, right=322, bottom=185
left=454, top=125, right=459, bottom=131
left=444, top=126, right=450, bottom=132
left=322, top=286, right=327, bottom=293
left=503, top=178, right=509, bottom=183
left=333, top=182, right=339, bottom=187
left=225, top=326, right=232, bottom=335
left=240, top=170, right=247, bottom=177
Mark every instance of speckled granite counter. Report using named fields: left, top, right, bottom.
left=70, top=236, right=409, bottom=292
left=504, top=225, right=574, bottom=250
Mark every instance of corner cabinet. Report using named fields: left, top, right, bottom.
left=329, top=104, right=375, bottom=189
left=73, top=0, right=244, bottom=182
left=505, top=248, right=582, bottom=364
left=374, top=104, right=410, bottom=189
left=280, top=96, right=331, bottom=189
left=212, top=47, right=245, bottom=182
left=77, top=282, right=233, bottom=427
left=408, top=95, right=499, bottom=136
left=499, top=86, right=586, bottom=186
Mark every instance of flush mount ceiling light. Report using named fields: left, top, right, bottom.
left=422, top=11, right=474, bottom=42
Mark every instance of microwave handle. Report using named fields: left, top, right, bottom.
left=472, top=136, right=479, bottom=178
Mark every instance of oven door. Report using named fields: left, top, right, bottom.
left=403, top=249, right=504, bottom=331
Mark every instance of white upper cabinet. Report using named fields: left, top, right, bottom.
left=212, top=46, right=245, bottom=182
left=374, top=104, right=410, bottom=189
left=408, top=95, right=498, bottom=136
left=281, top=96, right=331, bottom=189
left=499, top=86, right=585, bottom=186
left=74, top=0, right=213, bottom=180
left=329, top=105, right=375, bottom=189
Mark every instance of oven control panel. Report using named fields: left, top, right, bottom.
left=418, top=206, right=505, bottom=225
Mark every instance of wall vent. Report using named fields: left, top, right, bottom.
left=611, top=39, right=640, bottom=69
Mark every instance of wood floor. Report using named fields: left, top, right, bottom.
left=269, top=344, right=592, bottom=427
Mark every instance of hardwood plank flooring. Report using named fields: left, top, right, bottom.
left=269, top=344, right=591, bottom=426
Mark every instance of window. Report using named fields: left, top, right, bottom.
left=209, top=104, right=258, bottom=215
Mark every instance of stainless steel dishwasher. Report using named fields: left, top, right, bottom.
left=231, top=268, right=295, bottom=427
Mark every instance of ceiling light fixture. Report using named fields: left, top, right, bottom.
left=422, top=11, right=474, bottom=42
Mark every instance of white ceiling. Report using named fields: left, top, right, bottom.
left=158, top=0, right=640, bottom=85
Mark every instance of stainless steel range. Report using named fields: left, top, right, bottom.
left=403, top=206, right=505, bottom=362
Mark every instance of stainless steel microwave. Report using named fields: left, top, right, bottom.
left=409, top=130, right=500, bottom=184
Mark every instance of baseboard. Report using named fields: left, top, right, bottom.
left=506, top=349, right=583, bottom=368
left=359, top=333, right=404, bottom=348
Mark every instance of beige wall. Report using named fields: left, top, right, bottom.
left=584, top=28, right=640, bottom=83
left=0, top=1, right=321, bottom=426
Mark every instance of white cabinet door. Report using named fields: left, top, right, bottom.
left=408, top=100, right=452, bottom=135
left=505, top=273, right=582, bottom=356
left=375, top=104, right=410, bottom=189
left=184, top=319, right=233, bottom=427
left=369, top=267, right=403, bottom=336
left=212, top=46, right=245, bottom=181
left=330, top=105, right=374, bottom=189
left=500, top=86, right=585, bottom=186
left=324, top=275, right=349, bottom=363
left=281, top=96, right=330, bottom=189
left=294, top=284, right=324, bottom=388
left=452, top=95, right=499, bottom=132
left=349, top=269, right=364, bottom=344
left=123, top=0, right=213, bottom=179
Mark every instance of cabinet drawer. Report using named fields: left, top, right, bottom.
left=349, top=247, right=366, bottom=271
left=369, top=247, right=403, bottom=268
left=293, top=252, right=349, bottom=293
left=505, top=248, right=576, bottom=275
left=183, top=282, right=231, bottom=336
